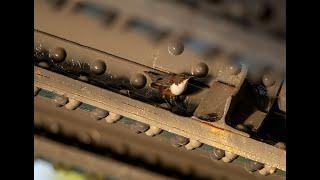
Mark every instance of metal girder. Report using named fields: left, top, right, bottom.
left=34, top=66, right=285, bottom=171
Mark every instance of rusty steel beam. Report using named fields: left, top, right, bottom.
left=34, top=66, right=285, bottom=171
left=35, top=96, right=284, bottom=180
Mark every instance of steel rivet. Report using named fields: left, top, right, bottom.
left=105, top=112, right=122, bottom=123
left=145, top=126, right=162, bottom=136
left=91, top=60, right=106, bottom=75
left=131, top=121, right=149, bottom=134
left=192, top=62, right=209, bottom=78
left=49, top=47, right=66, bottom=63
left=185, top=139, right=202, bottom=150
left=90, top=108, right=109, bottom=120
left=245, top=160, right=264, bottom=172
left=52, top=95, right=68, bottom=107
left=210, top=148, right=225, bottom=160
left=262, top=73, right=276, bottom=87
left=221, top=151, right=238, bottom=163
left=65, top=98, right=81, bottom=110
left=227, top=62, right=242, bottom=75
left=170, top=135, right=189, bottom=147
left=130, top=73, right=147, bottom=89
left=168, top=40, right=184, bottom=56
left=38, top=62, right=49, bottom=68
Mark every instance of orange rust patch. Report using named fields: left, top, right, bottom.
left=201, top=121, right=226, bottom=138
left=35, top=69, right=49, bottom=79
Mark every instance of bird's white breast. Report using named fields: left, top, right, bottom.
left=169, top=79, right=189, bottom=95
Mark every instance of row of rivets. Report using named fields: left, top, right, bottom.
left=89, top=107, right=122, bottom=124
left=37, top=47, right=108, bottom=75
left=52, top=94, right=81, bottom=110
left=210, top=148, right=238, bottom=163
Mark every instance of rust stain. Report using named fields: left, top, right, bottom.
left=35, top=69, right=50, bottom=79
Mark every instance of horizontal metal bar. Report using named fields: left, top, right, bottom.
left=34, top=66, right=285, bottom=171
left=35, top=135, right=173, bottom=180
left=35, top=96, right=281, bottom=179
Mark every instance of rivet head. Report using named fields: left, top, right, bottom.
left=168, top=40, right=184, bottom=56
left=227, top=62, right=242, bottom=75
left=90, top=108, right=109, bottom=120
left=245, top=160, right=264, bottom=172
left=91, top=60, right=106, bottom=75
left=38, top=62, right=49, bottom=69
left=262, top=73, right=276, bottom=87
left=52, top=95, right=68, bottom=107
left=49, top=47, right=66, bottom=63
left=131, top=121, right=149, bottom=134
left=192, top=62, right=209, bottom=77
left=170, top=135, right=189, bottom=147
left=210, top=148, right=225, bottom=160
left=130, top=73, right=147, bottom=89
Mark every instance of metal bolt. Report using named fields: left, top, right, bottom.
left=91, top=60, right=106, bottom=75
left=38, top=62, right=49, bottom=68
left=105, top=112, right=122, bottom=123
left=65, top=98, right=81, bottom=110
left=170, top=135, right=189, bottom=147
left=262, top=73, right=276, bottom=87
left=259, top=165, right=277, bottom=176
left=185, top=139, right=202, bottom=150
left=130, top=73, right=147, bottom=89
left=145, top=126, right=162, bottom=136
left=222, top=151, right=238, bottom=163
left=49, top=47, right=66, bottom=63
left=90, top=108, right=109, bottom=120
left=245, top=160, right=264, bottom=172
left=168, top=40, right=184, bottom=56
left=131, top=121, right=149, bottom=134
left=78, top=75, right=89, bottom=82
left=210, top=148, right=225, bottom=160
left=52, top=95, right=68, bottom=107
left=34, top=87, right=40, bottom=96
left=192, top=62, right=209, bottom=78
left=227, top=62, right=242, bottom=75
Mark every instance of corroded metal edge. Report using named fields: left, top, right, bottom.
left=34, top=66, right=285, bottom=171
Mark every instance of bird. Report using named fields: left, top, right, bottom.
left=144, top=71, right=192, bottom=97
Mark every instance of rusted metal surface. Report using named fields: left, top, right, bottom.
left=34, top=66, right=285, bottom=171
left=34, top=96, right=284, bottom=180
left=34, top=0, right=285, bottom=73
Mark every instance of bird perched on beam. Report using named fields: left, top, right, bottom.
left=143, top=71, right=193, bottom=97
